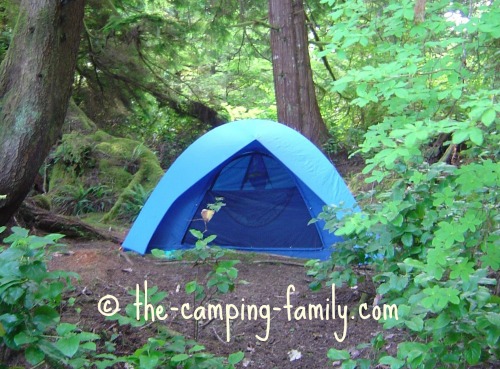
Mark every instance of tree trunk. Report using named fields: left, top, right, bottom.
left=268, top=0, right=329, bottom=147
left=0, top=0, right=85, bottom=225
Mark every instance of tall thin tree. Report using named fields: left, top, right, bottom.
left=268, top=0, right=329, bottom=147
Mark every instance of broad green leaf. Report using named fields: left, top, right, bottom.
left=401, top=233, right=413, bottom=247
left=11, top=227, right=29, bottom=238
left=464, top=341, right=481, bottom=365
left=341, top=359, right=357, bottom=369
left=481, top=241, right=500, bottom=270
left=80, top=341, right=97, bottom=351
left=356, top=358, right=371, bottom=369
left=452, top=130, right=469, bottom=144
left=468, top=127, right=484, bottom=145
left=14, top=331, right=38, bottom=345
left=228, top=351, right=244, bottom=365
left=421, top=286, right=460, bottom=312
left=25, top=346, right=45, bottom=365
left=327, top=348, right=350, bottom=360
left=451, top=89, right=462, bottom=99
left=140, top=354, right=159, bottom=369
left=185, top=281, right=197, bottom=294
left=379, top=355, right=405, bottom=369
left=56, top=335, right=80, bottom=358
left=226, top=267, right=238, bottom=279
left=481, top=108, right=496, bottom=126
left=188, top=344, right=205, bottom=353
left=189, top=229, right=204, bottom=240
left=450, top=261, right=475, bottom=282
left=486, top=312, right=500, bottom=327
left=398, top=341, right=428, bottom=361
left=151, top=249, right=167, bottom=259
left=432, top=313, right=451, bottom=330
left=33, top=306, right=60, bottom=331
left=204, top=234, right=217, bottom=244
left=217, top=283, right=230, bottom=293
left=77, top=332, right=100, bottom=341
left=19, top=262, right=47, bottom=284
left=405, top=316, right=424, bottom=332
left=171, top=353, right=190, bottom=362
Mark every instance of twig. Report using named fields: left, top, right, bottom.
left=119, top=251, right=134, bottom=266
left=212, top=326, right=229, bottom=344
left=252, top=259, right=306, bottom=267
left=438, top=144, right=456, bottom=163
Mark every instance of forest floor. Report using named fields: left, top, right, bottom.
left=41, top=236, right=407, bottom=369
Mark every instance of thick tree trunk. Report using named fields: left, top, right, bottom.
left=268, top=0, right=329, bottom=147
left=0, top=0, right=85, bottom=225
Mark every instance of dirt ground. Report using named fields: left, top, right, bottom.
left=39, top=237, right=405, bottom=369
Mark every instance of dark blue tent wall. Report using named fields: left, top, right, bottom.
left=182, top=149, right=324, bottom=250
left=122, top=119, right=357, bottom=260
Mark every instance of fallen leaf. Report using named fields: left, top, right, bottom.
left=201, top=209, right=215, bottom=222
left=287, top=349, right=302, bottom=361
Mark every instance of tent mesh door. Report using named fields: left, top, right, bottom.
left=182, top=153, right=322, bottom=249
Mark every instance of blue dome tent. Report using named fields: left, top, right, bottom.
left=122, top=119, right=357, bottom=260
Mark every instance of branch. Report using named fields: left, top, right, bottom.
left=99, top=68, right=226, bottom=127
left=230, top=19, right=278, bottom=30
left=304, top=12, right=351, bottom=101
left=83, top=20, right=104, bottom=96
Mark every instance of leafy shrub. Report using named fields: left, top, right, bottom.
left=0, top=227, right=245, bottom=369
left=0, top=227, right=100, bottom=367
left=152, top=198, right=242, bottom=341
left=310, top=157, right=499, bottom=367
left=181, top=232, right=242, bottom=341
left=183, top=229, right=241, bottom=299
left=308, top=0, right=500, bottom=367
left=106, top=282, right=244, bottom=369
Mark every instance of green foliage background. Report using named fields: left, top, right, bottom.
left=0, top=0, right=498, bottom=367
left=307, top=0, right=499, bottom=367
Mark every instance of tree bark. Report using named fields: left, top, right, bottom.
left=18, top=199, right=123, bottom=243
left=268, top=0, right=329, bottom=147
left=0, top=0, right=85, bottom=225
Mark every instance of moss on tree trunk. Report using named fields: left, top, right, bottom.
left=0, top=0, right=85, bottom=224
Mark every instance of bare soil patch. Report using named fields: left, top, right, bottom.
left=43, top=238, right=403, bottom=369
